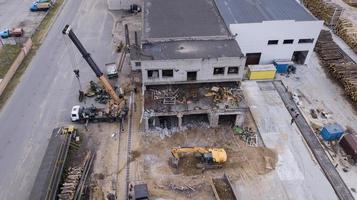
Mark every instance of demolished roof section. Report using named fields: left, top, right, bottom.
left=131, top=39, right=243, bottom=60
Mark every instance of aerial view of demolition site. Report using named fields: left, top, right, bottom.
left=1, top=0, right=357, bottom=199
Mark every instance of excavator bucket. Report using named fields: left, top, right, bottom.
left=169, top=157, right=179, bottom=168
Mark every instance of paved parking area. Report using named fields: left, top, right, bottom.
left=0, top=0, right=46, bottom=40
left=281, top=51, right=357, bottom=199
left=241, top=81, right=338, bottom=200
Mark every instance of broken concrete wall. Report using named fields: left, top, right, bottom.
left=131, top=56, right=245, bottom=84
left=144, top=110, right=246, bottom=132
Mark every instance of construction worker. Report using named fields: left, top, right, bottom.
left=291, top=113, right=300, bottom=125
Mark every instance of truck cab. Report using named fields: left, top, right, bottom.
left=71, top=105, right=81, bottom=122
left=30, top=0, right=52, bottom=11
left=0, top=29, right=10, bottom=38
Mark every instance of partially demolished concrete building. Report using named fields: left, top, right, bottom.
left=130, top=0, right=247, bottom=131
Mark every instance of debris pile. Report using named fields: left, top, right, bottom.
left=152, top=88, right=180, bottom=105
left=315, top=30, right=357, bottom=103
left=169, top=183, right=198, bottom=193
left=233, top=126, right=257, bottom=146
left=205, top=86, right=243, bottom=106
left=146, top=84, right=244, bottom=115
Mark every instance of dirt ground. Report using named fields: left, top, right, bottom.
left=130, top=126, right=277, bottom=199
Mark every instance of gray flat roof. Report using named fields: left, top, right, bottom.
left=131, top=40, right=243, bottom=60
left=214, top=0, right=316, bottom=24
left=143, top=0, right=230, bottom=40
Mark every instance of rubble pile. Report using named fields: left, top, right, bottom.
left=233, top=126, right=257, bottom=146
left=152, top=88, right=180, bottom=105
left=205, top=86, right=243, bottom=107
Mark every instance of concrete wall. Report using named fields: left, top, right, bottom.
left=132, top=56, right=245, bottom=85
left=229, top=20, right=323, bottom=64
left=144, top=109, right=246, bottom=131
left=0, top=39, right=32, bottom=96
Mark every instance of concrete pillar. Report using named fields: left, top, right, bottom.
left=209, top=113, right=219, bottom=128
left=144, top=117, right=149, bottom=131
left=177, top=113, right=183, bottom=130
left=235, top=113, right=245, bottom=127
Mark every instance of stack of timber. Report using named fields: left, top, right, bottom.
left=342, top=0, right=357, bottom=7
left=315, top=30, right=357, bottom=103
left=57, top=167, right=83, bottom=200
left=303, top=0, right=343, bottom=26
left=29, top=129, right=72, bottom=200
left=58, top=151, right=95, bottom=200
left=335, top=18, right=357, bottom=53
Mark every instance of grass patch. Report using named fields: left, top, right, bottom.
left=0, top=0, right=64, bottom=109
left=0, top=44, right=22, bottom=78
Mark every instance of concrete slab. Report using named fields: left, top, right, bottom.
left=241, top=81, right=338, bottom=200
left=281, top=51, right=357, bottom=199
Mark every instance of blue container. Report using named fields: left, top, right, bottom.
left=320, top=123, right=344, bottom=141
left=274, top=60, right=293, bottom=73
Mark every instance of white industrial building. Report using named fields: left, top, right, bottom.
left=214, top=0, right=323, bottom=65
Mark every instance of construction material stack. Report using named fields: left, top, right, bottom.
left=342, top=0, right=357, bottom=7
left=335, top=18, right=357, bottom=53
left=303, top=0, right=343, bottom=26
left=315, top=30, right=357, bottom=103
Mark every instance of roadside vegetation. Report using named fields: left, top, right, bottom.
left=0, top=44, right=21, bottom=78
left=0, top=0, right=65, bottom=109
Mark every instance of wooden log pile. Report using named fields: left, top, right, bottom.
left=303, top=0, right=357, bottom=55
left=342, top=0, right=357, bottom=7
left=57, top=167, right=83, bottom=200
left=335, top=18, right=357, bottom=53
left=303, top=0, right=343, bottom=26
left=315, top=30, right=357, bottom=103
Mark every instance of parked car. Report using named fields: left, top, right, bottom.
left=0, top=28, right=24, bottom=38
left=30, top=0, right=52, bottom=11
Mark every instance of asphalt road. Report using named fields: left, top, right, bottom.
left=0, top=0, right=117, bottom=198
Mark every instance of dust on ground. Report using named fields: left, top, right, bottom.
left=132, top=126, right=277, bottom=199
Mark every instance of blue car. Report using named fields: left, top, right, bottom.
left=0, top=29, right=10, bottom=39
left=30, top=0, right=52, bottom=11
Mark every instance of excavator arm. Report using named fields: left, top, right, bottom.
left=170, top=147, right=227, bottom=169
left=171, top=147, right=210, bottom=159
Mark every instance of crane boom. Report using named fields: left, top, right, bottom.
left=62, top=24, right=121, bottom=103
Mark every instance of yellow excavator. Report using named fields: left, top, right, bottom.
left=170, top=147, right=227, bottom=169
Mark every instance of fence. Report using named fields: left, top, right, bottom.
left=0, top=38, right=32, bottom=96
